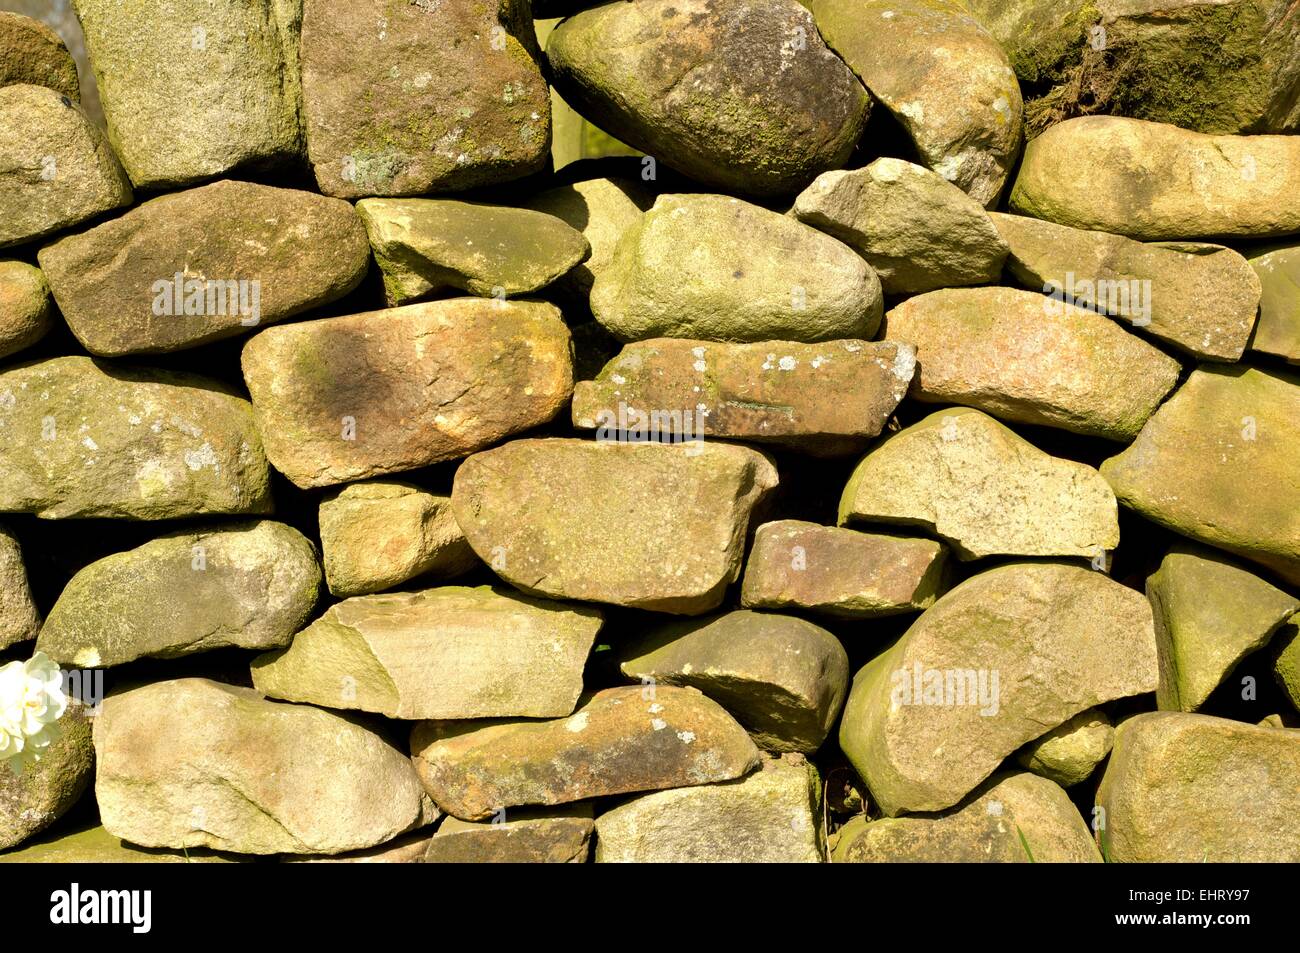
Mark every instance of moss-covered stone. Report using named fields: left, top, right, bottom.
left=1246, top=243, right=1300, bottom=364
left=0, top=261, right=52, bottom=361
left=1273, top=617, right=1300, bottom=714
left=0, top=823, right=243, bottom=863
left=1015, top=708, right=1113, bottom=787
left=0, top=522, right=39, bottom=650
left=0, top=701, right=93, bottom=850
left=425, top=805, right=593, bottom=863
left=0, top=12, right=79, bottom=100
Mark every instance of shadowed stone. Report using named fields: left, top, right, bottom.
left=1015, top=708, right=1113, bottom=788
left=1246, top=243, right=1300, bottom=364
left=0, top=702, right=93, bottom=850
left=425, top=805, right=593, bottom=863
left=0, top=522, right=39, bottom=649
left=0, top=12, right=79, bottom=99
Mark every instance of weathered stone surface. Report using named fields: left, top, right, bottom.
left=356, top=198, right=588, bottom=305
left=596, top=754, right=823, bottom=862
left=547, top=0, right=868, bottom=197
left=0, top=13, right=78, bottom=100
left=840, top=771, right=1100, bottom=862
left=0, top=84, right=131, bottom=248
left=1010, top=116, right=1300, bottom=239
left=1015, top=708, right=1114, bottom=788
left=0, top=261, right=52, bottom=360
left=282, top=829, right=433, bottom=864
left=571, top=338, right=914, bottom=456
left=411, top=685, right=761, bottom=820
left=1101, top=365, right=1300, bottom=585
left=0, top=701, right=93, bottom=850
left=881, top=287, right=1181, bottom=440
left=451, top=438, right=778, bottom=614
left=38, top=180, right=369, bottom=356
left=241, top=299, right=573, bottom=489
left=1096, top=711, right=1300, bottom=861
left=794, top=159, right=1009, bottom=294
left=0, top=522, right=39, bottom=649
left=591, top=194, right=882, bottom=343
left=38, top=521, right=321, bottom=668
left=252, top=586, right=602, bottom=720
left=1274, top=617, right=1300, bottom=714
left=0, top=356, right=271, bottom=520
left=425, top=805, right=593, bottom=863
left=991, top=212, right=1262, bottom=361
left=840, top=563, right=1157, bottom=815
left=1146, top=544, right=1299, bottom=712
left=0, top=823, right=241, bottom=863
left=620, top=609, right=849, bottom=753
left=838, top=408, right=1120, bottom=560
left=741, top=521, right=947, bottom=618
left=301, top=0, right=549, bottom=198
left=806, top=0, right=1023, bottom=206
left=94, top=678, right=436, bottom=855
left=1247, top=243, right=1300, bottom=364
left=318, top=481, right=477, bottom=597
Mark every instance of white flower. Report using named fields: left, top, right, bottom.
left=0, top=653, right=67, bottom=777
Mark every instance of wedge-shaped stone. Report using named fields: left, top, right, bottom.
left=38, top=181, right=369, bottom=355
left=1015, top=708, right=1113, bottom=788
left=410, top=685, right=760, bottom=820
left=1096, top=712, right=1300, bottom=862
left=1274, top=618, right=1300, bottom=714
left=0, top=522, right=39, bottom=650
left=425, top=806, right=593, bottom=863
left=0, top=261, right=52, bottom=360
left=451, top=438, right=777, bottom=614
left=1247, top=243, right=1300, bottom=364
left=0, top=13, right=79, bottom=99
left=839, top=563, right=1157, bottom=815
left=252, top=586, right=602, bottom=720
left=882, top=287, right=1181, bottom=440
left=838, top=408, right=1120, bottom=559
left=0, top=356, right=271, bottom=520
left=0, top=702, right=92, bottom=850
left=282, top=830, right=434, bottom=864
left=620, top=610, right=849, bottom=754
left=241, top=299, right=573, bottom=489
left=571, top=338, right=914, bottom=456
left=94, top=678, right=436, bottom=855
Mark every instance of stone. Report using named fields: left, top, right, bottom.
left=546, top=0, right=869, bottom=197
left=839, top=771, right=1100, bottom=862
left=1096, top=711, right=1300, bottom=861
left=37, top=521, right=321, bottom=668
left=596, top=754, right=823, bottom=862
left=1101, top=365, right=1300, bottom=585
left=0, top=84, right=131, bottom=248
left=318, top=481, right=477, bottom=598
left=424, top=805, right=593, bottom=863
left=0, top=261, right=52, bottom=360
left=1009, top=115, right=1300, bottom=239
left=451, top=438, right=778, bottom=614
left=252, top=585, right=602, bottom=720
left=740, top=521, right=947, bottom=618
left=590, top=194, right=883, bottom=343
left=0, top=12, right=80, bottom=100
left=991, top=212, right=1262, bottom=361
left=805, top=0, right=1023, bottom=206
left=94, top=678, right=436, bottom=855
left=241, top=299, right=573, bottom=489
left=0, top=701, right=93, bottom=850
left=0, top=356, right=271, bottom=520
left=410, top=685, right=760, bottom=820
left=282, top=829, right=434, bottom=864
left=881, top=287, right=1181, bottom=440
left=1246, top=243, right=1300, bottom=364
left=837, top=408, right=1120, bottom=560
left=0, top=823, right=242, bottom=863
left=571, top=338, right=914, bottom=457
left=839, top=562, right=1157, bottom=815
left=356, top=198, right=589, bottom=305
left=1146, top=544, right=1299, bottom=712
left=1273, top=618, right=1300, bottom=714
left=38, top=180, right=370, bottom=356
left=793, top=159, right=1009, bottom=294
left=619, top=609, right=849, bottom=754
left=0, top=522, right=39, bottom=649
left=301, top=0, right=549, bottom=198
left=1015, top=708, right=1114, bottom=788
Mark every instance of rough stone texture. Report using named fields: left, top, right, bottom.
left=839, top=771, right=1101, bottom=862
left=0, top=356, right=271, bottom=520
left=357, top=198, right=589, bottom=305
left=590, top=193, right=883, bottom=343
left=38, top=180, right=370, bottom=356
left=806, top=0, right=1023, bottom=207
left=1096, top=711, right=1300, bottom=861
left=38, top=521, right=321, bottom=668
left=0, top=261, right=52, bottom=360
left=1246, top=243, right=1300, bottom=364
left=741, top=521, right=947, bottom=618
left=241, top=299, right=573, bottom=489
left=0, top=823, right=241, bottom=863
left=94, top=678, right=436, bottom=855
left=546, top=0, right=869, bottom=197
left=318, top=481, right=477, bottom=597
left=881, top=286, right=1182, bottom=440
left=1101, top=365, right=1300, bottom=586
left=1274, top=617, right=1300, bottom=714
left=839, top=562, right=1158, bottom=815
left=571, top=338, right=914, bottom=456
left=425, top=806, right=593, bottom=863
left=0, top=522, right=40, bottom=649
left=1010, top=115, right=1300, bottom=239
left=619, top=609, right=849, bottom=754
left=794, top=159, right=1009, bottom=294
left=0, top=12, right=80, bottom=100
left=0, top=84, right=131, bottom=249
left=0, top=702, right=93, bottom=850
left=252, top=586, right=603, bottom=720
left=838, top=408, right=1120, bottom=560
left=991, top=212, right=1262, bottom=361
left=1015, top=708, right=1114, bottom=788
left=595, top=754, right=823, bottom=862
left=411, top=685, right=761, bottom=820
left=301, top=0, right=549, bottom=198
left=451, top=438, right=778, bottom=614
left=282, top=829, right=433, bottom=863
left=1146, top=544, right=1299, bottom=712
